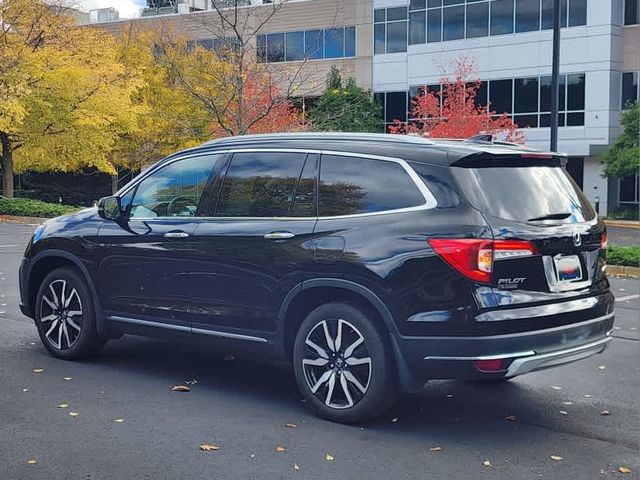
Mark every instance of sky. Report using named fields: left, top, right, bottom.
left=75, top=0, right=146, bottom=18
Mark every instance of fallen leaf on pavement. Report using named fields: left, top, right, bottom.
left=63, top=377, right=72, bottom=381
left=562, top=401, right=573, bottom=405
left=27, top=459, right=37, bottom=465
left=294, top=463, right=300, bottom=470
left=429, top=446, right=442, bottom=452
left=326, top=453, right=335, bottom=461
left=504, top=415, right=517, bottom=421
left=584, top=394, right=592, bottom=398
left=618, top=466, right=631, bottom=474
left=550, top=455, right=563, bottom=461
left=598, top=365, right=605, bottom=370
left=390, top=417, right=399, bottom=423
left=200, top=444, right=221, bottom=451
left=185, top=379, right=198, bottom=385
left=285, top=423, right=298, bottom=428
left=483, top=460, right=492, bottom=467
left=559, top=410, right=568, bottom=415
left=32, top=369, right=44, bottom=373
left=171, top=385, right=191, bottom=392
left=250, top=454, right=256, bottom=459
left=276, top=446, right=286, bottom=452
left=57, top=404, right=69, bottom=409
left=600, top=410, right=610, bottom=416
left=550, top=386, right=562, bottom=390
left=22, top=388, right=28, bottom=393
left=114, top=419, right=125, bottom=423
left=69, top=412, right=79, bottom=417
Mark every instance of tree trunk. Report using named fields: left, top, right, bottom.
left=111, top=174, right=118, bottom=194
left=0, top=132, right=14, bottom=199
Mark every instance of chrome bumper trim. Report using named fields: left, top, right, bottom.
left=506, top=335, right=612, bottom=377
left=424, top=350, right=535, bottom=361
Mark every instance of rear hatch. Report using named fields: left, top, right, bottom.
left=450, top=153, right=607, bottom=295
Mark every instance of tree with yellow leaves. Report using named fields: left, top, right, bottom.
left=0, top=0, right=140, bottom=198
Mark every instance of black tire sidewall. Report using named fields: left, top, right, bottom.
left=35, top=267, right=104, bottom=360
left=293, top=302, right=397, bottom=424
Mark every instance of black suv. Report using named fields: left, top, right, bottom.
left=19, top=133, right=614, bottom=423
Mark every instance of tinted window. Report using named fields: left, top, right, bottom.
left=516, top=0, right=540, bottom=32
left=130, top=155, right=218, bottom=218
left=489, top=79, right=513, bottom=114
left=490, top=0, right=514, bottom=35
left=267, top=33, right=285, bottom=62
left=387, top=21, right=408, bottom=53
left=622, top=72, right=639, bottom=108
left=319, top=155, right=425, bottom=216
left=285, top=31, right=304, bottom=61
left=566, top=73, right=585, bottom=110
left=291, top=155, right=317, bottom=217
left=374, top=23, right=386, bottom=54
left=216, top=152, right=307, bottom=217
left=324, top=28, right=344, bottom=58
left=345, top=26, right=356, bottom=56
left=409, top=10, right=426, bottom=44
left=514, top=77, right=539, bottom=113
left=385, top=91, right=408, bottom=123
left=625, top=0, right=639, bottom=25
left=568, top=0, right=587, bottom=26
left=466, top=1, right=489, bottom=38
left=452, top=166, right=596, bottom=222
left=443, top=5, right=464, bottom=40
left=427, top=8, right=442, bottom=42
left=305, top=29, right=323, bottom=59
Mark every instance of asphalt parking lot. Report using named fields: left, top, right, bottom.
left=0, top=220, right=638, bottom=480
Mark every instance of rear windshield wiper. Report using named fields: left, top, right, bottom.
left=527, top=212, right=572, bottom=222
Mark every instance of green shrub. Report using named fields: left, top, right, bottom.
left=0, top=197, right=80, bottom=218
left=607, top=205, right=639, bottom=221
left=607, top=245, right=640, bottom=267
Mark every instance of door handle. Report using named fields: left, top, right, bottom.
left=264, top=231, right=295, bottom=240
left=164, top=231, right=189, bottom=239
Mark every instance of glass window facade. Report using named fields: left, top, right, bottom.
left=375, top=6, right=408, bottom=53
left=257, top=26, right=356, bottom=63
left=622, top=72, right=640, bottom=108
left=624, top=0, right=639, bottom=25
left=381, top=0, right=587, bottom=54
left=377, top=73, right=586, bottom=130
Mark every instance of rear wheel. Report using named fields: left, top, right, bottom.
left=293, top=302, right=397, bottom=424
left=35, top=267, right=106, bottom=360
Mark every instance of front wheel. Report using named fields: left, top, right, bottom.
left=35, top=267, right=106, bottom=360
left=293, top=302, right=397, bottom=424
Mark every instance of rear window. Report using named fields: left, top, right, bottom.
left=452, top=165, right=596, bottom=222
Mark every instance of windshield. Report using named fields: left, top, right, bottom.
left=452, top=165, right=596, bottom=223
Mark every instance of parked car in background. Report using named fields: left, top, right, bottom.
left=19, top=133, right=614, bottom=423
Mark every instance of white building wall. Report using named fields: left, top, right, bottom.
left=373, top=0, right=623, bottom=214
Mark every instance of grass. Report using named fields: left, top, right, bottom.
left=607, top=245, right=640, bottom=267
left=0, top=197, right=80, bottom=218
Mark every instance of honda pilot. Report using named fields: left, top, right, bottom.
left=18, top=133, right=614, bottom=423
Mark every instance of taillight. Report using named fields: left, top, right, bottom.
left=600, top=232, right=608, bottom=249
left=429, top=239, right=538, bottom=284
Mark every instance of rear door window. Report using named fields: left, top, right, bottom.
left=318, top=154, right=426, bottom=216
left=215, top=152, right=308, bottom=217
left=452, top=165, right=596, bottom=223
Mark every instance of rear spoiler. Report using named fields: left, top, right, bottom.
left=451, top=152, right=568, bottom=168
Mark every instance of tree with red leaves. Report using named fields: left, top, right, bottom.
left=209, top=69, right=306, bottom=138
left=389, top=57, right=524, bottom=143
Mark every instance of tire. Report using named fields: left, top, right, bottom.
left=293, top=302, right=398, bottom=424
left=35, top=267, right=106, bottom=360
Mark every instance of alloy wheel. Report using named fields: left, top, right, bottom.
left=39, top=279, right=83, bottom=350
left=302, top=319, right=372, bottom=409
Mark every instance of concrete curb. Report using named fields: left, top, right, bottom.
left=0, top=215, right=48, bottom=225
left=605, top=219, right=640, bottom=229
left=607, top=265, right=640, bottom=278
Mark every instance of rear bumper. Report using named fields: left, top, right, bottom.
left=396, top=311, right=615, bottom=387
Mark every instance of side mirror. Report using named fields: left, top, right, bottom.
left=98, top=195, right=122, bottom=221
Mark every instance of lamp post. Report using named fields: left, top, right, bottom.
left=550, top=0, right=561, bottom=152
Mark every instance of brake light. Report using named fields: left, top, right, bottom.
left=429, top=239, right=538, bottom=284
left=600, top=232, right=608, bottom=249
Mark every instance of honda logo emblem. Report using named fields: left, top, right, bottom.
left=573, top=232, right=582, bottom=246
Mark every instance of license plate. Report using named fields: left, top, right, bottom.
left=553, top=254, right=583, bottom=282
